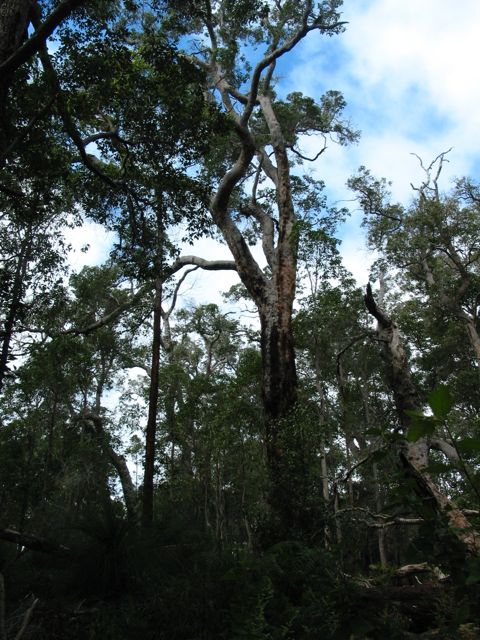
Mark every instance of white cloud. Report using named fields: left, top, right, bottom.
left=340, top=231, right=377, bottom=287
left=287, top=0, right=480, bottom=202
left=64, top=221, right=116, bottom=272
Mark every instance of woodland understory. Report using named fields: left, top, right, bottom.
left=1, top=1, right=480, bottom=638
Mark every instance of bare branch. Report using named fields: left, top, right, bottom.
left=288, top=142, right=327, bottom=163
left=336, top=332, right=371, bottom=371
left=163, top=266, right=199, bottom=319
left=364, top=283, right=392, bottom=329
left=256, top=147, right=278, bottom=187
left=333, top=447, right=385, bottom=486
left=240, top=200, right=275, bottom=268
left=62, top=256, right=237, bottom=337
left=170, top=255, right=237, bottom=273
left=242, top=1, right=346, bottom=125
left=410, top=148, right=452, bottom=202
left=429, top=437, right=460, bottom=463
left=29, top=10, right=124, bottom=190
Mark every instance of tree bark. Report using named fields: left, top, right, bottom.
left=189, top=4, right=348, bottom=539
left=464, top=315, right=480, bottom=370
left=364, top=283, right=480, bottom=555
left=0, top=228, right=31, bottom=392
left=0, top=0, right=31, bottom=150
left=142, top=275, right=162, bottom=527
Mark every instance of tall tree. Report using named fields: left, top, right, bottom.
left=166, top=0, right=357, bottom=534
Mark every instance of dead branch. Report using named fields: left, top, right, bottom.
left=0, top=529, right=70, bottom=556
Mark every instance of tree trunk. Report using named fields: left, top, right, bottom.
left=364, top=283, right=480, bottom=555
left=464, top=315, right=480, bottom=370
left=82, top=413, right=138, bottom=523
left=142, top=275, right=162, bottom=527
left=0, top=0, right=31, bottom=150
left=373, top=463, right=388, bottom=567
left=0, top=229, right=31, bottom=391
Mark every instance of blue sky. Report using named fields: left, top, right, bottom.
left=284, top=0, right=480, bottom=200
left=69, top=0, right=480, bottom=295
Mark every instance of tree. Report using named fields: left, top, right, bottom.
left=349, top=152, right=480, bottom=368
left=364, top=282, right=480, bottom=556
left=165, top=0, right=358, bottom=535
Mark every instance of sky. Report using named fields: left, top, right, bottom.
left=68, top=0, right=480, bottom=304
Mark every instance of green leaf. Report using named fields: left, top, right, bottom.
left=404, top=408, right=428, bottom=419
left=456, top=437, right=480, bottom=453
left=428, top=386, right=454, bottom=420
left=406, top=415, right=437, bottom=442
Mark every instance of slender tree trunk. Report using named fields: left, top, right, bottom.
left=373, top=463, right=387, bottom=567
left=0, top=230, right=31, bottom=391
left=142, top=275, right=162, bottom=527
left=334, top=491, right=342, bottom=544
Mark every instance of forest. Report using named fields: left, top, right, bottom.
left=0, top=0, right=480, bottom=638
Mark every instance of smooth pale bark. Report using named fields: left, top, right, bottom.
left=464, top=316, right=480, bottom=370
left=373, top=463, right=387, bottom=567
left=365, top=283, right=480, bottom=555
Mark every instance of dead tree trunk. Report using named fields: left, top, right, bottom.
left=364, top=283, right=480, bottom=555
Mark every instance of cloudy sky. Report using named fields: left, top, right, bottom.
left=69, top=0, right=480, bottom=301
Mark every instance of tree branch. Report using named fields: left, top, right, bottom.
left=288, top=141, right=327, bottom=163
left=169, top=255, right=237, bottom=273
left=61, top=282, right=152, bottom=336
left=0, top=528, right=70, bottom=556
left=81, top=412, right=139, bottom=522
left=0, top=0, right=87, bottom=77
left=364, top=283, right=392, bottom=328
